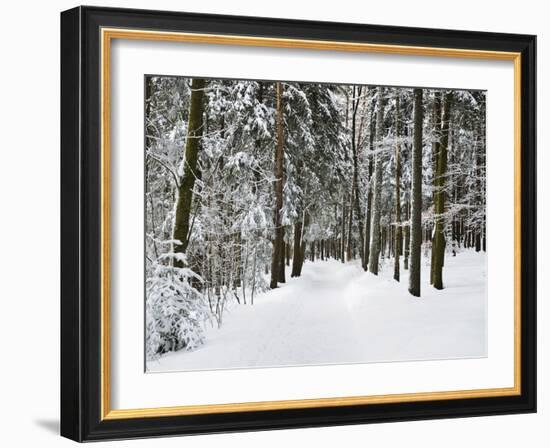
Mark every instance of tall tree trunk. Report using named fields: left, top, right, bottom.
left=173, top=78, right=206, bottom=267
left=341, top=195, right=346, bottom=263
left=278, top=233, right=286, bottom=283
left=432, top=92, right=453, bottom=290
left=408, top=88, right=424, bottom=297
left=234, top=232, right=241, bottom=288
left=351, top=86, right=365, bottom=265
left=393, top=93, right=402, bottom=282
left=476, top=104, right=486, bottom=253
left=346, top=186, right=353, bottom=261
left=430, top=92, right=442, bottom=285
left=145, top=77, right=155, bottom=150
left=404, top=195, right=410, bottom=270
left=291, top=221, right=303, bottom=277
left=380, top=226, right=387, bottom=259
left=300, top=213, right=309, bottom=266
left=363, top=88, right=377, bottom=270
left=286, top=239, right=291, bottom=266
left=270, top=82, right=285, bottom=289
left=368, top=87, right=385, bottom=275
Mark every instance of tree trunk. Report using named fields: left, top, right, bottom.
left=363, top=88, right=377, bottom=270
left=234, top=232, right=241, bottom=288
left=368, top=87, right=385, bottom=275
left=301, top=218, right=308, bottom=265
left=432, top=92, right=453, bottom=290
left=291, top=212, right=308, bottom=277
left=347, top=186, right=353, bottom=261
left=430, top=92, right=442, bottom=285
left=404, top=196, right=410, bottom=270
left=380, top=227, right=387, bottom=259
left=393, top=93, right=402, bottom=282
left=291, top=221, right=303, bottom=277
left=408, top=88, right=424, bottom=297
left=173, top=78, right=206, bottom=267
left=351, top=86, right=365, bottom=265
left=278, top=234, right=286, bottom=283
left=145, top=77, right=155, bottom=150
left=476, top=107, right=486, bottom=253
left=286, top=239, right=291, bottom=266
left=270, top=82, right=285, bottom=289
left=341, top=195, right=346, bottom=263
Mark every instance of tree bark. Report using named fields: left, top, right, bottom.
left=291, top=221, right=303, bottom=277
left=432, top=92, right=453, bottom=290
left=351, top=86, right=365, bottom=265
left=270, top=82, right=285, bottom=289
left=393, top=93, right=402, bottom=282
left=363, top=88, right=377, bottom=270
left=368, top=87, right=385, bottom=275
left=234, top=232, right=241, bottom=288
left=172, top=78, right=206, bottom=267
left=404, top=196, right=410, bottom=270
left=145, top=77, right=155, bottom=150
left=408, top=88, right=424, bottom=297
left=347, top=186, right=353, bottom=261
left=278, top=233, right=286, bottom=283
left=286, top=239, right=291, bottom=266
left=341, top=195, right=346, bottom=263
left=430, top=92, right=442, bottom=285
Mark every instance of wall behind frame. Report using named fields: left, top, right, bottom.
left=0, top=0, right=544, bottom=447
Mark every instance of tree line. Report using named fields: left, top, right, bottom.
left=145, top=76, right=486, bottom=357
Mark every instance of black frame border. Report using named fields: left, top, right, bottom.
left=61, top=5, right=536, bottom=442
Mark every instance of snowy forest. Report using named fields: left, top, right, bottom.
left=145, top=76, right=487, bottom=371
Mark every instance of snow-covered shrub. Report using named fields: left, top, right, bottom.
left=145, top=254, right=208, bottom=361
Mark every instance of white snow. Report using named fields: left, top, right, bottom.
left=147, top=250, right=486, bottom=372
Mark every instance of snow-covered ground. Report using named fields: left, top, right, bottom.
left=147, top=250, right=487, bottom=372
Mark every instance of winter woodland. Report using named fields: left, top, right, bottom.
left=145, top=76, right=487, bottom=371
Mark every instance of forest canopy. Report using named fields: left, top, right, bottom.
left=144, top=76, right=486, bottom=361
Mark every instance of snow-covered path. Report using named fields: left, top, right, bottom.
left=148, top=251, right=487, bottom=372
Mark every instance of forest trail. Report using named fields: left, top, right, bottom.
left=148, top=251, right=486, bottom=372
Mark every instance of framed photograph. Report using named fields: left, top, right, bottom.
left=60, top=6, right=536, bottom=441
